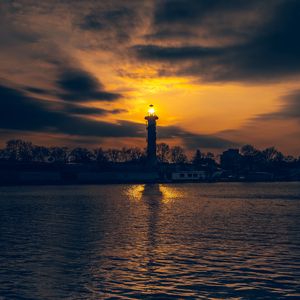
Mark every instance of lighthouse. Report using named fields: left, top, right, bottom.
left=145, top=104, right=158, bottom=165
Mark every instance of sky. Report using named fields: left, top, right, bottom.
left=1, top=0, right=300, bottom=155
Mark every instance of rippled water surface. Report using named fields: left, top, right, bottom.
left=1, top=182, right=300, bottom=299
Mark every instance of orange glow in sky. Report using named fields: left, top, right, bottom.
left=0, top=1, right=300, bottom=155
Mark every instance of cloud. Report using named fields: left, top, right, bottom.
left=56, top=68, right=122, bottom=102
left=24, top=87, right=50, bottom=95
left=149, top=0, right=271, bottom=46
left=80, top=14, right=104, bottom=31
left=182, top=133, right=238, bottom=150
left=133, top=45, right=223, bottom=61
left=158, top=125, right=238, bottom=149
left=0, top=84, right=133, bottom=137
left=80, top=8, right=134, bottom=31
left=61, top=103, right=127, bottom=116
left=4, top=0, right=300, bottom=86
left=255, top=90, right=300, bottom=121
left=154, top=0, right=254, bottom=25
left=135, top=0, right=300, bottom=83
left=78, top=4, right=147, bottom=45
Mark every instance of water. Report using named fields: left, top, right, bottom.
left=0, top=182, right=300, bottom=299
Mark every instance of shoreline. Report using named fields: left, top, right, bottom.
left=0, top=179, right=299, bottom=187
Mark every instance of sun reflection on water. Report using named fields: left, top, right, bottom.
left=125, top=184, right=184, bottom=204
left=159, top=184, right=183, bottom=203
left=125, top=184, right=145, bottom=201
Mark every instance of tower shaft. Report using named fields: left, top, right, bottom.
left=145, top=115, right=158, bottom=165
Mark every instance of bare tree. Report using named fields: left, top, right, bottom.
left=127, top=147, right=144, bottom=162
left=5, top=139, right=34, bottom=162
left=241, top=144, right=259, bottom=157
left=262, top=147, right=282, bottom=162
left=106, top=148, right=121, bottom=163
left=69, top=147, right=94, bottom=163
left=157, top=143, right=170, bottom=163
left=32, top=146, right=50, bottom=162
left=94, top=147, right=108, bottom=164
left=49, top=147, right=68, bottom=163
left=170, top=146, right=187, bottom=164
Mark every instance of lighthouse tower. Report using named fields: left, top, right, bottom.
left=145, top=104, right=158, bottom=165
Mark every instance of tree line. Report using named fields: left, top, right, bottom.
left=220, top=145, right=300, bottom=174
left=0, top=140, right=299, bottom=172
left=0, top=139, right=194, bottom=164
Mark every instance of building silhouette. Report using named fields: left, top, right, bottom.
left=145, top=104, right=158, bottom=166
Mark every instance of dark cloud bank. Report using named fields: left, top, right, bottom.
left=56, top=68, right=121, bottom=102
left=0, top=84, right=128, bottom=136
left=135, top=0, right=300, bottom=82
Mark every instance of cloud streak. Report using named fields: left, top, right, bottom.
left=255, top=90, right=300, bottom=121
left=56, top=68, right=122, bottom=102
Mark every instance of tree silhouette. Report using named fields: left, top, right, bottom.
left=240, top=144, right=262, bottom=171
left=192, top=149, right=202, bottom=167
left=126, top=147, right=145, bottom=162
left=170, top=146, right=187, bottom=164
left=49, top=147, right=68, bottom=163
left=32, top=146, right=50, bottom=162
left=94, top=147, right=108, bottom=164
left=106, top=148, right=121, bottom=163
left=69, top=147, right=94, bottom=163
left=5, top=139, right=34, bottom=162
left=157, top=143, right=170, bottom=163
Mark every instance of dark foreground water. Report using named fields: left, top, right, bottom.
left=0, top=183, right=300, bottom=299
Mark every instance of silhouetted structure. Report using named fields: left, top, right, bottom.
left=220, top=148, right=241, bottom=171
left=145, top=105, right=158, bottom=166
